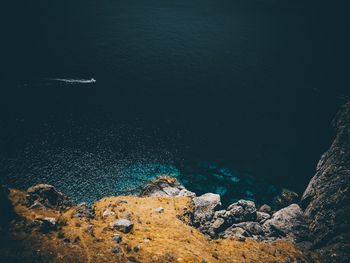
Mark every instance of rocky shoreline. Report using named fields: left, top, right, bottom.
left=1, top=103, right=350, bottom=262
left=0, top=179, right=315, bottom=263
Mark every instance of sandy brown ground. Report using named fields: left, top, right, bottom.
left=0, top=189, right=318, bottom=263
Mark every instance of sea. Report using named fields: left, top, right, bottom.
left=1, top=0, right=349, bottom=206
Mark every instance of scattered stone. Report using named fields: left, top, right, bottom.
left=162, top=187, right=180, bottom=196
left=258, top=204, right=272, bottom=215
left=155, top=207, right=164, bottom=213
left=110, top=219, right=134, bottom=233
left=274, top=189, right=299, bottom=209
left=26, top=184, right=72, bottom=210
left=263, top=204, right=308, bottom=242
left=112, top=245, right=121, bottom=253
left=74, top=203, right=95, bottom=219
left=133, top=245, right=141, bottom=252
left=102, top=208, right=115, bottom=217
left=112, top=234, right=122, bottom=243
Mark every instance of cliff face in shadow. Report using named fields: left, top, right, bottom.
left=302, top=102, right=350, bottom=262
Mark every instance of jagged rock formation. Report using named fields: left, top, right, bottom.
left=26, top=184, right=72, bottom=210
left=302, top=102, right=350, bottom=262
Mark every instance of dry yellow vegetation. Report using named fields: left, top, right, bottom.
left=0, top=188, right=318, bottom=263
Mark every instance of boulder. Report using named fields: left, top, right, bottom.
left=274, top=189, right=299, bottom=209
left=224, top=200, right=257, bottom=224
left=193, top=193, right=221, bottom=227
left=26, top=184, right=72, bottom=210
left=263, top=204, right=308, bottom=242
left=110, top=219, right=134, bottom=233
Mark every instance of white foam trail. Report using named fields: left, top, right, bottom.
left=48, top=78, right=96, bottom=84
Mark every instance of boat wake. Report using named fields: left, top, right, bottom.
left=47, top=78, right=96, bottom=84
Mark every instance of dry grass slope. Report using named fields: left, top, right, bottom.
left=0, top=189, right=318, bottom=263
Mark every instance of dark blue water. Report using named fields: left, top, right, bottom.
left=1, top=0, right=350, bottom=205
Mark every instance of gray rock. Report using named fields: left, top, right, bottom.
left=154, top=207, right=164, bottom=213
left=263, top=204, right=308, bottom=242
left=222, top=221, right=265, bottom=241
left=193, top=193, right=221, bottom=226
left=112, top=234, right=122, bottom=243
left=274, top=189, right=299, bottom=209
left=26, top=184, right=72, bottom=210
left=110, top=219, right=134, bottom=233
left=301, top=101, right=350, bottom=262
left=178, top=189, right=196, bottom=198
left=258, top=204, right=272, bottom=215
left=140, top=177, right=195, bottom=198
left=220, top=226, right=246, bottom=241
left=256, top=211, right=271, bottom=223
left=225, top=199, right=257, bottom=224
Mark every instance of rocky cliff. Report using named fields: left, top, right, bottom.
left=302, top=102, right=350, bottom=262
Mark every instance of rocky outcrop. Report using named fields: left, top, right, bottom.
left=302, top=102, right=350, bottom=262
left=26, top=184, right=72, bottom=210
left=139, top=176, right=195, bottom=198
left=263, top=204, right=308, bottom=242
